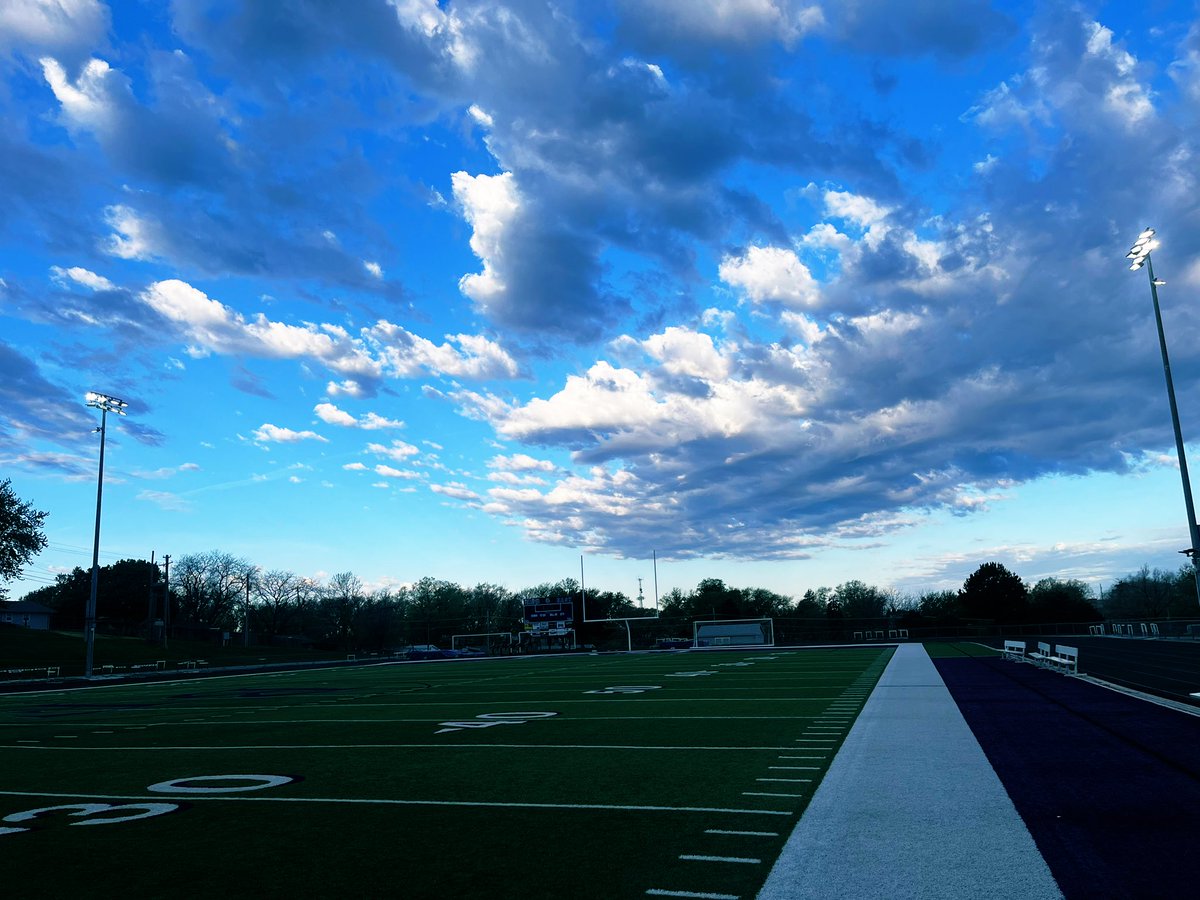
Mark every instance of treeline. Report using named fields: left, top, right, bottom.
left=19, top=553, right=1197, bottom=651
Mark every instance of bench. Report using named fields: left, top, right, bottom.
left=1049, top=645, right=1078, bottom=674
left=1002, top=640, right=1026, bottom=662
left=1029, top=641, right=1052, bottom=665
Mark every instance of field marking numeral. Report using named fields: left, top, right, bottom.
left=436, top=711, right=558, bottom=735
left=1, top=802, right=180, bottom=836
left=585, top=685, right=663, bottom=695
left=666, top=671, right=718, bottom=678
left=148, top=775, right=295, bottom=794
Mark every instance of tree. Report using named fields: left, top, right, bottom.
left=1103, top=565, right=1192, bottom=619
left=833, top=580, right=889, bottom=619
left=1, top=479, right=48, bottom=595
left=960, top=562, right=1028, bottom=623
left=1028, top=577, right=1102, bottom=623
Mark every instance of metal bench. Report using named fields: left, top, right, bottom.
left=1002, top=640, right=1026, bottom=662
left=1049, top=645, right=1078, bottom=674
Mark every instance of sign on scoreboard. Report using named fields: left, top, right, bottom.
left=523, top=597, right=575, bottom=627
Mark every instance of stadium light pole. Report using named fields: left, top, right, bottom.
left=84, top=391, right=128, bottom=677
left=1127, top=229, right=1200, bottom=606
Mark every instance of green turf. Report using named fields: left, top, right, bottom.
left=922, top=641, right=1001, bottom=658
left=0, top=647, right=893, bottom=898
left=0, top=626, right=348, bottom=678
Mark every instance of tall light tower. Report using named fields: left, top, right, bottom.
left=84, top=391, right=128, bottom=676
left=1127, top=229, right=1200, bottom=605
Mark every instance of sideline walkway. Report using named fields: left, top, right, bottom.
left=757, top=643, right=1062, bottom=899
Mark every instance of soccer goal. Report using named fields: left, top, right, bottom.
left=693, top=618, right=775, bottom=648
left=451, top=632, right=514, bottom=655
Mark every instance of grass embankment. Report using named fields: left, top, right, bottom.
left=0, top=625, right=346, bottom=677
left=923, top=641, right=1001, bottom=658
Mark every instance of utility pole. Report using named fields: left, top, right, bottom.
left=148, top=551, right=156, bottom=641
left=160, top=554, right=170, bottom=647
left=244, top=573, right=252, bottom=647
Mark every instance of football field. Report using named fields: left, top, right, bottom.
left=0, top=647, right=892, bottom=898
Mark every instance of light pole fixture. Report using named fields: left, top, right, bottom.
left=1127, top=229, right=1200, bottom=605
left=84, top=391, right=128, bottom=677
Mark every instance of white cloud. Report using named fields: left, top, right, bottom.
left=468, top=104, right=494, bottom=128
left=452, top=171, right=521, bottom=308
left=103, top=204, right=160, bottom=260
left=136, top=489, right=192, bottom=512
left=364, top=260, right=383, bottom=279
left=718, top=246, right=821, bottom=308
left=430, top=481, right=481, bottom=501
left=489, top=453, right=557, bottom=472
left=367, top=439, right=420, bottom=461
left=1, top=0, right=108, bottom=55
left=314, top=403, right=358, bottom=427
left=343, top=462, right=369, bottom=471
left=622, top=0, right=824, bottom=47
left=253, top=423, right=328, bottom=444
left=315, top=402, right=405, bottom=430
left=50, top=265, right=114, bottom=291
left=375, top=464, right=420, bottom=479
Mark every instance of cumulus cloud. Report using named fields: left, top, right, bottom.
left=138, top=279, right=517, bottom=391
left=719, top=246, right=821, bottom=308
left=0, top=0, right=109, bottom=60
left=252, top=423, right=328, bottom=444
left=315, top=402, right=405, bottom=430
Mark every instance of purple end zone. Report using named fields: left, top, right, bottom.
left=936, top=656, right=1200, bottom=899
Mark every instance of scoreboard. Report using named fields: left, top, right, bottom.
left=523, top=597, right=575, bottom=627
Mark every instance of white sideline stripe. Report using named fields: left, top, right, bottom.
left=769, top=766, right=819, bottom=770
left=680, top=855, right=762, bottom=864
left=646, top=890, right=739, bottom=899
left=756, top=778, right=812, bottom=783
left=705, top=829, right=778, bottom=836
left=3, top=742, right=801, bottom=752
left=0, top=790, right=793, bottom=816
left=742, top=792, right=803, bottom=798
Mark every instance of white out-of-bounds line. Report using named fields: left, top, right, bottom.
left=645, top=889, right=739, bottom=899
left=755, top=778, right=812, bottom=783
left=742, top=791, right=803, bottom=798
left=679, top=855, right=762, bottom=864
left=0, top=789, right=793, bottom=816
left=5, top=742, right=803, bottom=753
left=705, top=829, right=778, bottom=836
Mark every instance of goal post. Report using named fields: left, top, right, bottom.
left=693, top=618, right=775, bottom=648
left=450, top=632, right=514, bottom=655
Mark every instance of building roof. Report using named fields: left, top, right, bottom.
left=0, top=600, right=54, bottom=614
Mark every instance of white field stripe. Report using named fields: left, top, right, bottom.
left=705, top=829, right=779, bottom=836
left=0, top=790, right=792, bottom=816
left=645, top=890, right=739, bottom=899
left=3, top=742, right=801, bottom=752
left=742, top=792, right=803, bottom=798
left=769, top=766, right=819, bottom=770
left=777, top=756, right=825, bottom=760
left=755, top=778, right=812, bottom=783
left=679, top=855, right=762, bottom=864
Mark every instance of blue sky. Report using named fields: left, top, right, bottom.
left=4, top=0, right=1200, bottom=604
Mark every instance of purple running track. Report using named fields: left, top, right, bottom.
left=936, top=655, right=1200, bottom=899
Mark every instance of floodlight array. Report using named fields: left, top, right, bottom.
left=1127, top=227, right=1157, bottom=270
left=85, top=391, right=129, bottom=414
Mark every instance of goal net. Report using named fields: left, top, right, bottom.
left=693, top=618, right=775, bottom=648
left=450, top=632, right=514, bottom=655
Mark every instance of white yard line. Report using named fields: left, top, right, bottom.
left=0, top=788, right=793, bottom=816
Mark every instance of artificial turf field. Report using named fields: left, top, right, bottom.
left=0, top=647, right=893, bottom=899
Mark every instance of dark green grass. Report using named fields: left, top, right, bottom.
left=923, top=641, right=1001, bottom=658
left=0, top=647, right=893, bottom=899
left=0, top=626, right=346, bottom=677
